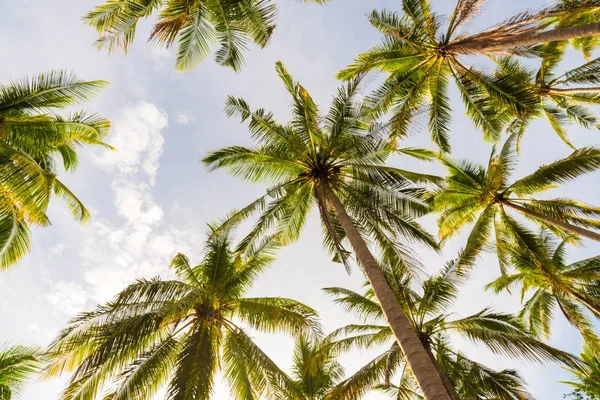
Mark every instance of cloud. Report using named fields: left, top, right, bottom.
left=48, top=243, right=66, bottom=258
left=43, top=102, right=204, bottom=306
left=46, top=281, right=88, bottom=316
left=94, top=102, right=168, bottom=185
left=175, top=111, right=194, bottom=125
left=149, top=46, right=172, bottom=66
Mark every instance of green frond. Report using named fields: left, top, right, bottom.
left=396, top=146, right=438, bottom=161
left=509, top=147, right=600, bottom=196
left=428, top=61, right=452, bottom=152
left=329, top=349, right=397, bottom=400
left=0, top=213, right=31, bottom=271
left=323, top=287, right=384, bottom=322
left=234, top=297, right=322, bottom=337
left=174, top=4, right=217, bottom=72
left=562, top=57, right=600, bottom=85
left=104, top=336, right=181, bottom=400
left=518, top=290, right=556, bottom=339
left=325, top=325, right=392, bottom=354
left=223, top=328, right=300, bottom=400
left=167, top=322, right=219, bottom=400
left=221, top=329, right=264, bottom=400
left=84, top=0, right=159, bottom=53
left=557, top=297, right=600, bottom=352
left=543, top=105, right=574, bottom=149
left=562, top=346, right=600, bottom=399
left=456, top=204, right=497, bottom=270
left=52, top=179, right=90, bottom=224
left=0, top=70, right=108, bottom=114
left=452, top=67, right=506, bottom=142
left=450, top=309, right=580, bottom=368
left=207, top=0, right=249, bottom=71
left=0, top=344, right=41, bottom=399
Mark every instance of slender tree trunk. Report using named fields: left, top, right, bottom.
left=449, top=23, right=600, bottom=54
left=548, top=87, right=600, bottom=95
left=502, top=200, right=600, bottom=242
left=320, top=181, right=451, bottom=400
left=423, top=345, right=461, bottom=400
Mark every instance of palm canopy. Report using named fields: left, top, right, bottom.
left=494, top=53, right=600, bottom=149
left=203, top=62, right=459, bottom=399
left=324, top=260, right=579, bottom=400
left=84, top=0, right=326, bottom=72
left=265, top=335, right=346, bottom=400
left=265, top=334, right=396, bottom=400
left=203, top=61, right=440, bottom=271
left=0, top=344, right=41, bottom=400
left=0, top=70, right=111, bottom=270
left=336, top=0, right=600, bottom=151
left=44, top=226, right=320, bottom=400
left=433, top=132, right=600, bottom=272
left=487, top=229, right=600, bottom=353
left=563, top=346, right=600, bottom=399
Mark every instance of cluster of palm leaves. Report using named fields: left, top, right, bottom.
left=3, top=0, right=600, bottom=399
left=0, top=71, right=111, bottom=270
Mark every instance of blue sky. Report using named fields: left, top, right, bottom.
left=1, top=0, right=599, bottom=398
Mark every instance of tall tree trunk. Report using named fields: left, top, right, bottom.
left=548, top=87, right=600, bottom=95
left=502, top=200, right=600, bottom=242
left=423, top=345, right=461, bottom=400
left=320, top=181, right=451, bottom=400
left=449, top=23, right=600, bottom=54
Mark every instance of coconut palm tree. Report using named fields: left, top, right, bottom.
left=0, top=70, right=111, bottom=270
left=203, top=62, right=454, bottom=399
left=337, top=0, right=600, bottom=151
left=493, top=53, right=600, bottom=148
left=433, top=133, right=600, bottom=272
left=282, top=336, right=345, bottom=399
left=487, top=229, right=600, bottom=352
left=325, top=260, right=579, bottom=400
left=84, top=0, right=326, bottom=72
left=0, top=344, right=40, bottom=400
left=563, top=346, right=600, bottom=400
left=44, top=226, right=320, bottom=400
left=263, top=335, right=346, bottom=400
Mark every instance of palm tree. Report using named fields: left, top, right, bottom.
left=0, top=344, right=40, bottom=399
left=433, top=133, right=600, bottom=271
left=44, top=226, right=320, bottom=400
left=487, top=229, right=600, bottom=352
left=264, top=335, right=346, bottom=400
left=325, top=260, right=579, bottom=400
left=0, top=70, right=111, bottom=269
left=494, top=53, right=600, bottom=148
left=337, top=0, right=600, bottom=151
left=203, top=62, right=454, bottom=399
left=84, top=0, right=326, bottom=72
left=563, top=347, right=600, bottom=400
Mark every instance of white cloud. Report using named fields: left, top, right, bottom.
left=46, top=281, right=88, bottom=316
left=39, top=102, right=203, bottom=304
left=48, top=243, right=66, bottom=257
left=95, top=102, right=168, bottom=185
left=150, top=47, right=171, bottom=60
left=175, top=111, right=194, bottom=125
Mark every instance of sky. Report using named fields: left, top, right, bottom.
left=0, top=0, right=599, bottom=399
